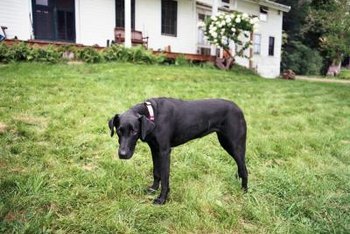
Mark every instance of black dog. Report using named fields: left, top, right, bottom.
left=108, top=98, right=248, bottom=204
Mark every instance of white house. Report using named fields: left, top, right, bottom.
left=0, top=0, right=290, bottom=78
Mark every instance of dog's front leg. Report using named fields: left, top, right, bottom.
left=153, top=148, right=171, bottom=205
left=147, top=146, right=160, bottom=193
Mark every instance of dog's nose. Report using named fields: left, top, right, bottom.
left=119, top=149, right=127, bottom=157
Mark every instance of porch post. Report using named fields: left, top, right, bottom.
left=210, top=0, right=218, bottom=56
left=124, top=0, right=132, bottom=48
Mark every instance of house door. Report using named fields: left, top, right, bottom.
left=32, top=0, right=75, bottom=42
left=115, top=0, right=135, bottom=29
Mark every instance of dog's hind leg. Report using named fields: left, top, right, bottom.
left=217, top=131, right=248, bottom=192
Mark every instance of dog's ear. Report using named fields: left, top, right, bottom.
left=108, top=114, right=119, bottom=137
left=139, top=115, right=155, bottom=141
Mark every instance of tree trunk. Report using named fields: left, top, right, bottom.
left=215, top=49, right=235, bottom=70
left=326, top=60, right=341, bottom=76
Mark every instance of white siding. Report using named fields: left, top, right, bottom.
left=236, top=0, right=283, bottom=78
left=136, top=0, right=197, bottom=53
left=0, top=0, right=32, bottom=40
left=75, top=0, right=115, bottom=46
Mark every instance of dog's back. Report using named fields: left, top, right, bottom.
left=150, top=98, right=245, bottom=147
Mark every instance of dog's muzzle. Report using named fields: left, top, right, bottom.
left=118, top=149, right=133, bottom=159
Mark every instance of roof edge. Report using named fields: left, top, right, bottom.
left=243, top=0, right=291, bottom=12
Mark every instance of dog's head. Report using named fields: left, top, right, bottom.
left=108, top=111, right=155, bottom=159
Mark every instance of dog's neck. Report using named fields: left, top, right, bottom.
left=131, top=103, right=149, bottom=117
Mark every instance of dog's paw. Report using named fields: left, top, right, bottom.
left=153, top=197, right=166, bottom=205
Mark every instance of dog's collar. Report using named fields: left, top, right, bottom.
left=145, top=101, right=155, bottom=121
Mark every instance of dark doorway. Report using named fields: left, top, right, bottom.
left=32, top=0, right=75, bottom=42
left=115, top=0, right=135, bottom=29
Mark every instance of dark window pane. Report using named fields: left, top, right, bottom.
left=56, top=0, right=74, bottom=9
left=269, top=36, right=275, bottom=56
left=115, top=0, right=135, bottom=29
left=36, top=0, right=48, bottom=6
left=34, top=9, right=54, bottom=40
left=66, top=11, right=75, bottom=41
left=57, top=10, right=66, bottom=40
left=161, top=0, right=177, bottom=36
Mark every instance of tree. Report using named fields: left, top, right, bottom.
left=275, top=0, right=324, bottom=75
left=303, top=0, right=350, bottom=70
left=200, top=12, right=257, bottom=69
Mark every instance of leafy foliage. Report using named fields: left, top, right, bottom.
left=29, top=46, right=62, bottom=63
left=282, top=41, right=323, bottom=75
left=339, top=69, right=350, bottom=80
left=76, top=47, right=103, bottom=63
left=303, top=0, right=350, bottom=64
left=0, top=43, right=62, bottom=63
left=202, top=12, right=257, bottom=57
left=175, top=54, right=190, bottom=66
left=0, top=43, right=166, bottom=65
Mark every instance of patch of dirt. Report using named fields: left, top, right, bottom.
left=296, top=76, right=350, bottom=84
left=4, top=210, right=26, bottom=222
left=0, top=160, right=6, bottom=169
left=14, top=115, right=49, bottom=130
left=82, top=163, right=97, bottom=171
left=68, top=61, right=84, bottom=65
left=0, top=122, right=8, bottom=133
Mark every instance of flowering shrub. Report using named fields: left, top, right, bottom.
left=200, top=12, right=258, bottom=58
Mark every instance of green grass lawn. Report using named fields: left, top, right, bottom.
left=0, top=63, right=349, bottom=233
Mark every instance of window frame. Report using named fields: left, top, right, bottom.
left=32, top=0, right=76, bottom=42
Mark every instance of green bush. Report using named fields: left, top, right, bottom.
left=338, top=69, right=350, bottom=80
left=76, top=47, right=103, bottom=63
left=0, top=43, right=62, bottom=63
left=8, top=42, right=31, bottom=62
left=282, top=41, right=323, bottom=75
left=129, top=46, right=158, bottom=64
left=0, top=42, right=196, bottom=67
left=0, top=42, right=31, bottom=62
left=28, top=46, right=62, bottom=63
left=102, top=44, right=163, bottom=64
left=0, top=43, right=10, bottom=63
left=175, top=54, right=191, bottom=66
left=102, top=44, right=129, bottom=62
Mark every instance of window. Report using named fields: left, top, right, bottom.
left=268, top=36, right=275, bottom=56
left=197, top=13, right=210, bottom=46
left=161, top=0, right=177, bottom=36
left=36, top=0, right=48, bottom=6
left=32, top=0, right=75, bottom=42
left=253, top=34, right=261, bottom=55
left=259, top=6, right=268, bottom=21
left=222, top=0, right=231, bottom=9
left=115, top=0, right=135, bottom=29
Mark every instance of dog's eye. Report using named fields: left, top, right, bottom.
left=131, top=129, right=138, bottom=135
